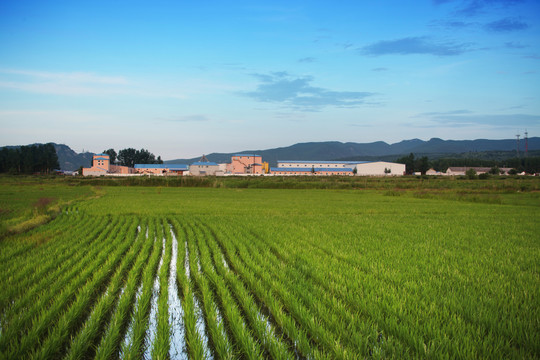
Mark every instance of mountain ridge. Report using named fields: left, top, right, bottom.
left=165, top=137, right=540, bottom=166
left=3, top=138, right=539, bottom=170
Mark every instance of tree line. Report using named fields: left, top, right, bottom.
left=101, top=148, right=163, bottom=168
left=396, top=153, right=540, bottom=174
left=0, top=143, right=59, bottom=174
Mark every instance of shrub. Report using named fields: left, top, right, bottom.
left=465, top=169, right=477, bottom=180
left=478, top=173, right=490, bottom=180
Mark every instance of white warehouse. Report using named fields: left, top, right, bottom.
left=275, top=160, right=405, bottom=176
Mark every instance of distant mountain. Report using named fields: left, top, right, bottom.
left=53, top=144, right=94, bottom=171
left=4, top=138, right=538, bottom=170
left=2, top=143, right=94, bottom=171
left=166, top=137, right=540, bottom=166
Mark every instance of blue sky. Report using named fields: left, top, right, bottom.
left=1, top=0, right=539, bottom=159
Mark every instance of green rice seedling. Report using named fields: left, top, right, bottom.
left=151, top=218, right=173, bottom=360
left=237, top=227, right=376, bottom=356
left=0, top=215, right=109, bottom=323
left=184, top=223, right=262, bottom=359
left=170, top=219, right=206, bottom=360
left=187, top=221, right=234, bottom=360
left=66, top=218, right=152, bottom=360
left=0, top=213, right=94, bottom=290
left=30, top=218, right=141, bottom=360
left=207, top=221, right=325, bottom=359
left=0, top=217, right=131, bottom=356
left=194, top=221, right=291, bottom=360
left=183, top=221, right=213, bottom=358
left=94, top=222, right=156, bottom=360
left=122, top=218, right=163, bottom=360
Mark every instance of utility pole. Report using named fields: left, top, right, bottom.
left=516, top=134, right=520, bottom=158
left=524, top=130, right=528, bottom=157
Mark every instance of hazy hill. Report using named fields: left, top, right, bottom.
left=1, top=143, right=93, bottom=171
left=53, top=144, right=94, bottom=171
left=166, top=137, right=540, bottom=166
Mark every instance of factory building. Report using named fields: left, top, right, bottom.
left=189, top=161, right=221, bottom=176
left=82, top=153, right=405, bottom=177
left=134, top=164, right=189, bottom=175
left=270, top=167, right=354, bottom=176
left=82, top=154, right=134, bottom=176
left=273, top=160, right=405, bottom=176
left=227, top=154, right=265, bottom=174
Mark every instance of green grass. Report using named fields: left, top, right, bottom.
left=0, top=177, right=538, bottom=359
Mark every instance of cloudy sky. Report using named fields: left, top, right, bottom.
left=1, top=0, right=539, bottom=159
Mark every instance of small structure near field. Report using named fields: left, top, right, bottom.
left=82, top=154, right=134, bottom=176
left=189, top=155, right=221, bottom=176
left=227, top=154, right=265, bottom=174
left=134, top=164, right=188, bottom=175
left=272, top=160, right=405, bottom=176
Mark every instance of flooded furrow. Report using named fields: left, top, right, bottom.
left=184, top=236, right=213, bottom=359
left=168, top=224, right=187, bottom=360
left=119, top=282, right=143, bottom=358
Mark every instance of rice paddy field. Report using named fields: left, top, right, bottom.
left=0, top=177, right=539, bottom=359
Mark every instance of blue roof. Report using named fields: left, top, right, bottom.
left=271, top=167, right=353, bottom=172
left=191, top=162, right=219, bottom=166
left=168, top=165, right=189, bottom=170
left=95, top=153, right=109, bottom=156
left=94, top=157, right=109, bottom=160
left=278, top=160, right=369, bottom=164
left=134, top=164, right=188, bottom=170
left=233, top=154, right=261, bottom=157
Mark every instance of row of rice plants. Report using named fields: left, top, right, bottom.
left=1, top=216, right=137, bottom=359
left=187, top=219, right=245, bottom=359
left=169, top=217, right=206, bottom=359
left=254, top=218, right=483, bottom=357
left=0, top=207, right=75, bottom=269
left=215, top=220, right=344, bottom=358
left=235, top=206, right=539, bottom=359
left=236, top=222, right=405, bottom=357
left=294, top=214, right=537, bottom=358
left=64, top=218, right=152, bottom=359
left=32, top=216, right=145, bottom=359
left=0, top=215, right=126, bottom=352
left=121, top=218, right=163, bottom=359
left=0, top=211, right=86, bottom=289
left=172, top=219, right=209, bottom=359
left=192, top=219, right=293, bottom=360
left=240, top=229, right=375, bottom=355
left=0, top=214, right=106, bottom=319
left=203, top=219, right=328, bottom=359
left=93, top=220, right=155, bottom=360
left=149, top=218, right=173, bottom=359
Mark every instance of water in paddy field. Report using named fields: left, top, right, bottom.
left=184, top=239, right=213, bottom=359
left=120, top=225, right=149, bottom=358
left=144, top=235, right=166, bottom=359
left=120, top=282, right=143, bottom=358
left=168, top=225, right=187, bottom=360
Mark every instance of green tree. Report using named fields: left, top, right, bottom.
left=465, top=168, right=477, bottom=179
left=118, top=148, right=137, bottom=167
left=416, top=156, right=430, bottom=175
left=508, top=168, right=519, bottom=175
left=103, top=149, right=117, bottom=164
left=396, top=153, right=415, bottom=175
